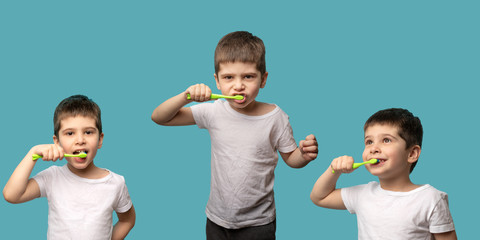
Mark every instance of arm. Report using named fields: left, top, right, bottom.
left=280, top=134, right=318, bottom=168
left=151, top=84, right=212, bottom=126
left=433, top=230, right=457, bottom=240
left=3, top=144, right=64, bottom=203
left=112, top=205, right=136, bottom=240
left=310, top=155, right=357, bottom=209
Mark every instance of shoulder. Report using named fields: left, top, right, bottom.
left=104, top=169, right=126, bottom=182
left=416, top=184, right=449, bottom=201
left=34, top=165, right=62, bottom=178
left=343, top=182, right=375, bottom=193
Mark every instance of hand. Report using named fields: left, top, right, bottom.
left=330, top=155, right=355, bottom=174
left=299, top=134, right=318, bottom=161
left=185, top=83, right=212, bottom=102
left=32, top=144, right=65, bottom=162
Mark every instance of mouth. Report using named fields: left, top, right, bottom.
left=73, top=150, right=88, bottom=159
left=371, top=158, right=386, bottom=166
left=233, top=93, right=246, bottom=104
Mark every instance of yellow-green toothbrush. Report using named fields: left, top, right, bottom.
left=32, top=153, right=87, bottom=161
left=186, top=93, right=244, bottom=100
left=332, top=159, right=379, bottom=173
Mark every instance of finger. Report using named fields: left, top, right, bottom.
left=304, top=153, right=317, bottom=161
left=205, top=87, right=212, bottom=100
left=57, top=144, right=65, bottom=160
left=302, top=139, right=318, bottom=147
left=199, top=84, right=206, bottom=101
left=302, top=145, right=318, bottom=153
left=299, top=140, right=305, bottom=149
left=306, top=134, right=316, bottom=141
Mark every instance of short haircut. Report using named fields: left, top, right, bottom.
left=53, top=95, right=102, bottom=138
left=364, top=108, right=423, bottom=173
left=214, top=31, right=266, bottom=75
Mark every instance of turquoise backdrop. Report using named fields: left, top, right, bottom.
left=1, top=1, right=478, bottom=239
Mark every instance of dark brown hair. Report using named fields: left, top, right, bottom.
left=214, top=31, right=266, bottom=75
left=53, top=95, right=102, bottom=138
left=364, top=108, right=423, bottom=173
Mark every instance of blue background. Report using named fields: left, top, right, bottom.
left=1, top=0, right=478, bottom=239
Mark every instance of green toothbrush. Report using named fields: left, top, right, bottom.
left=332, top=159, right=379, bottom=173
left=186, top=93, right=244, bottom=100
left=32, top=153, right=87, bottom=161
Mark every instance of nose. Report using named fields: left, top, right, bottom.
left=75, top=134, right=86, bottom=145
left=233, top=78, right=244, bottom=90
left=369, top=143, right=380, bottom=154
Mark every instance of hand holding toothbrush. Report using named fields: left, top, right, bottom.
left=185, top=84, right=213, bottom=102
left=31, top=144, right=66, bottom=162
left=330, top=156, right=379, bottom=174
left=185, top=84, right=244, bottom=102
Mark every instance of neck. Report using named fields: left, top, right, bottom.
left=67, top=162, right=107, bottom=179
left=229, top=100, right=274, bottom=116
left=378, top=175, right=418, bottom=192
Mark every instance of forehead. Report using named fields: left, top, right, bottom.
left=59, top=115, right=97, bottom=129
left=217, top=61, right=259, bottom=74
left=364, top=123, right=400, bottom=137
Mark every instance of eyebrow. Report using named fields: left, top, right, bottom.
left=61, top=127, right=97, bottom=132
left=364, top=133, right=398, bottom=140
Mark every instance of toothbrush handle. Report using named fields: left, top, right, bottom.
left=186, top=93, right=231, bottom=100
left=331, top=162, right=368, bottom=173
left=352, top=162, right=368, bottom=169
left=32, top=154, right=42, bottom=161
left=32, top=153, right=81, bottom=161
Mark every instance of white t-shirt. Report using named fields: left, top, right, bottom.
left=191, top=100, right=298, bottom=229
left=342, top=181, right=455, bottom=240
left=33, top=165, right=133, bottom=240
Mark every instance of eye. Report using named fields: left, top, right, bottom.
left=244, top=74, right=256, bottom=80
left=365, top=140, right=373, bottom=145
left=383, top=138, right=392, bottom=143
left=85, top=130, right=92, bottom=135
left=65, top=131, right=74, bottom=136
left=223, top=75, right=233, bottom=80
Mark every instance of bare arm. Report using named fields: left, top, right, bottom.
left=151, top=84, right=212, bottom=126
left=3, top=144, right=64, bottom=203
left=280, top=134, right=318, bottom=168
left=310, top=166, right=346, bottom=209
left=112, top=205, right=136, bottom=240
left=433, top=230, right=457, bottom=240
left=310, top=155, right=357, bottom=209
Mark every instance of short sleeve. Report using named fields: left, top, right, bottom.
left=32, top=167, right=56, bottom=198
left=276, top=121, right=297, bottom=153
left=429, top=193, right=455, bottom=233
left=341, top=186, right=357, bottom=214
left=114, top=177, right=133, bottom=213
left=191, top=102, right=215, bottom=129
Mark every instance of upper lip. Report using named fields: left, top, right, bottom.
left=73, top=149, right=88, bottom=154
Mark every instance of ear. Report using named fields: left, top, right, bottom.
left=214, top=73, right=221, bottom=90
left=260, top=72, right=268, bottom=88
left=98, top=133, right=104, bottom=149
left=407, top=145, right=421, bottom=164
left=53, top=135, right=60, bottom=145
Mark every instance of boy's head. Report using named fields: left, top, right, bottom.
left=364, top=108, right=423, bottom=173
left=53, top=95, right=102, bottom=139
left=214, top=31, right=266, bottom=76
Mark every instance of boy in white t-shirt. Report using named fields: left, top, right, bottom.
left=3, top=95, right=136, bottom=240
left=152, top=31, right=318, bottom=240
left=310, top=108, right=456, bottom=240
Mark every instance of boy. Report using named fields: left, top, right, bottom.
left=310, top=108, right=456, bottom=240
left=151, top=31, right=318, bottom=239
left=3, top=95, right=136, bottom=240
